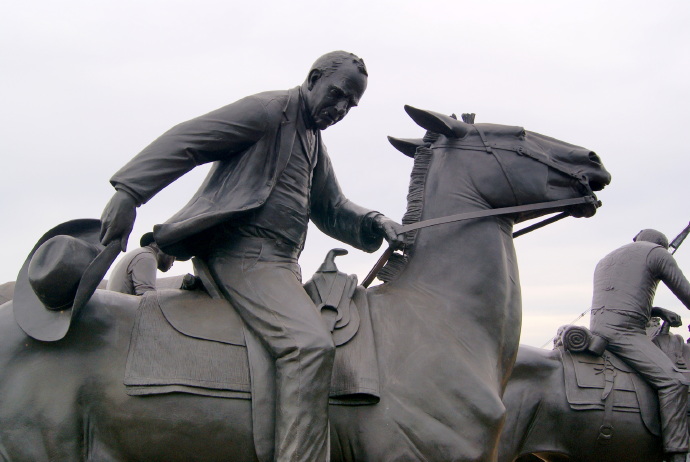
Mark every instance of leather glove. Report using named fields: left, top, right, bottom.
left=373, top=214, right=405, bottom=249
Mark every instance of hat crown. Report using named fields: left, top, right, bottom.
left=28, top=236, right=100, bottom=310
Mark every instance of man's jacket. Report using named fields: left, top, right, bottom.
left=591, top=241, right=690, bottom=319
left=110, top=87, right=382, bottom=259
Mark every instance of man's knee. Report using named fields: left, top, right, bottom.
left=296, top=329, right=335, bottom=361
left=658, top=375, right=688, bottom=395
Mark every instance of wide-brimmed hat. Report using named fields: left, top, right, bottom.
left=13, top=219, right=120, bottom=342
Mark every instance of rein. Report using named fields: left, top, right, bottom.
left=362, top=196, right=597, bottom=288
left=398, top=196, right=595, bottom=234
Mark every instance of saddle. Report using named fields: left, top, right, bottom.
left=556, top=324, right=690, bottom=441
left=560, top=348, right=660, bottom=437
left=124, top=249, right=380, bottom=404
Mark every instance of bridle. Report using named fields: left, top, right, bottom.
left=362, top=125, right=601, bottom=287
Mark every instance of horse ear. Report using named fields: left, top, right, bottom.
left=387, top=136, right=425, bottom=158
left=404, top=105, right=470, bottom=138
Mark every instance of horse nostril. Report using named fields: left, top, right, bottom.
left=588, top=152, right=602, bottom=165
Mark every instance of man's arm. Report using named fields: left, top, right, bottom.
left=652, top=247, right=690, bottom=309
left=100, top=95, right=270, bottom=249
left=129, top=254, right=158, bottom=295
left=310, top=145, right=403, bottom=251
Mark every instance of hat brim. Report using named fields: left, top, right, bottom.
left=14, top=219, right=120, bottom=342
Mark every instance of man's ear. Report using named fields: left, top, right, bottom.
left=307, top=69, right=322, bottom=91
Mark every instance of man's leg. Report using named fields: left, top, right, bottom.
left=597, top=321, right=689, bottom=454
left=208, top=241, right=334, bottom=462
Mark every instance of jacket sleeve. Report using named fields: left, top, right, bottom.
left=651, top=247, right=690, bottom=309
left=310, top=142, right=383, bottom=253
left=110, top=95, right=269, bottom=205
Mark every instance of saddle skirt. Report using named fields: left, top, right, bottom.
left=561, top=349, right=661, bottom=436
left=124, top=254, right=380, bottom=405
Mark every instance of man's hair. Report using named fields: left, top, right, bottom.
left=308, top=51, right=368, bottom=78
left=633, top=229, right=669, bottom=249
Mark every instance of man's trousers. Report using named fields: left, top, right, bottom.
left=207, top=236, right=335, bottom=462
left=591, top=309, right=689, bottom=453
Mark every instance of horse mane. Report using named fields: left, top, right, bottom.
left=377, top=143, right=433, bottom=283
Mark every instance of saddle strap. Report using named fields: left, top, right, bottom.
left=598, top=353, right=616, bottom=445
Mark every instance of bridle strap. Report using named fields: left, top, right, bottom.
left=439, top=124, right=596, bottom=199
left=362, top=125, right=601, bottom=287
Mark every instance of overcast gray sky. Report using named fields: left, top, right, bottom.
left=2, top=0, right=689, bottom=347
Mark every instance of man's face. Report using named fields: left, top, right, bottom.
left=157, top=252, right=175, bottom=272
left=305, top=63, right=367, bottom=130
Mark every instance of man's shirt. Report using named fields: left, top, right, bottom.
left=107, top=247, right=158, bottom=295
left=233, top=89, right=318, bottom=249
left=591, top=241, right=690, bottom=319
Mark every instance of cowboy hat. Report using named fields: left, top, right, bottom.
left=13, top=219, right=120, bottom=342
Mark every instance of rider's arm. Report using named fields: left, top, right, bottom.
left=129, top=253, right=158, bottom=296
left=110, top=95, right=269, bottom=206
left=310, top=141, right=386, bottom=253
left=651, top=247, right=690, bottom=310
left=101, top=95, right=270, bottom=249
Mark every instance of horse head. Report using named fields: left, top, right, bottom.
left=389, top=105, right=612, bottom=224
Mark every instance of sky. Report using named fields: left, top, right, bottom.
left=2, top=0, right=690, bottom=348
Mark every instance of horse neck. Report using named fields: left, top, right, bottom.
left=396, top=214, right=517, bottom=290
left=388, top=145, right=519, bottom=292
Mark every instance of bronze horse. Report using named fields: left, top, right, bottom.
left=498, top=322, right=689, bottom=462
left=0, top=107, right=610, bottom=461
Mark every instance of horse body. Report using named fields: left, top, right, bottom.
left=498, top=345, right=666, bottom=462
left=0, top=109, right=611, bottom=461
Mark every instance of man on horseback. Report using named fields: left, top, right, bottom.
left=589, top=229, right=690, bottom=462
left=99, top=51, right=403, bottom=462
left=107, top=232, right=176, bottom=295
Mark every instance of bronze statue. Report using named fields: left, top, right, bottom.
left=107, top=232, right=176, bottom=295
left=99, top=50, right=403, bottom=461
left=499, top=229, right=690, bottom=462
left=589, top=229, right=690, bottom=462
left=2, top=100, right=610, bottom=460
left=499, top=314, right=690, bottom=462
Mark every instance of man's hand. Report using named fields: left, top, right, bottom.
left=651, top=307, right=683, bottom=328
left=373, top=214, right=405, bottom=249
left=100, top=190, right=137, bottom=252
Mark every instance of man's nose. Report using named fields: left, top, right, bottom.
left=335, top=100, right=348, bottom=116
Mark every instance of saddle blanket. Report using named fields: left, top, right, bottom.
left=124, top=288, right=380, bottom=405
left=562, top=349, right=660, bottom=436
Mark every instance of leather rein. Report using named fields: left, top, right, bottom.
left=362, top=125, right=601, bottom=287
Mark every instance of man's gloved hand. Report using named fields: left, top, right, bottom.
left=668, top=312, right=683, bottom=328
left=100, top=189, right=137, bottom=252
left=651, top=307, right=683, bottom=328
left=373, top=214, right=405, bottom=249
left=181, top=273, right=203, bottom=291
